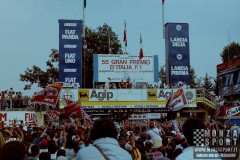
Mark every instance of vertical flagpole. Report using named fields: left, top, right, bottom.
left=162, top=0, right=165, bottom=39
left=124, top=19, right=127, bottom=54
left=227, top=30, right=230, bottom=61
left=83, top=0, right=86, bottom=88
left=108, top=28, right=111, bottom=54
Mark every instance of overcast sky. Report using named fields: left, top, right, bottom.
left=0, top=0, right=240, bottom=96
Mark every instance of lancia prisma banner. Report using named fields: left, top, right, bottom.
left=166, top=23, right=190, bottom=84
left=58, top=19, right=82, bottom=88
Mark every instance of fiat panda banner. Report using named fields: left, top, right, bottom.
left=58, top=19, right=82, bottom=88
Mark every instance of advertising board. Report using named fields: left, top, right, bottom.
left=93, top=54, right=159, bottom=82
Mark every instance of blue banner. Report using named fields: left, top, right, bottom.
left=166, top=23, right=190, bottom=84
left=58, top=19, right=82, bottom=88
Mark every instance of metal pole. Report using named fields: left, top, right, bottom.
left=83, top=0, right=85, bottom=88
left=162, top=2, right=165, bottom=39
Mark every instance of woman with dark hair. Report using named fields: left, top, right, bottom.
left=0, top=141, right=27, bottom=160
left=76, top=118, right=132, bottom=160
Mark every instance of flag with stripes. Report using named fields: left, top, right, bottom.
left=166, top=88, right=187, bottom=111
left=28, top=113, right=38, bottom=126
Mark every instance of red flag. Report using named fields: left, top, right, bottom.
left=46, top=110, right=60, bottom=121
left=139, top=34, right=143, bottom=59
left=123, top=20, right=127, bottom=47
left=29, top=82, right=63, bottom=107
left=162, top=0, right=165, bottom=5
left=63, top=101, right=82, bottom=118
left=166, top=88, right=187, bottom=111
left=79, top=107, right=93, bottom=126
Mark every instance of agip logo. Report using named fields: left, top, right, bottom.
left=78, top=90, right=89, bottom=101
left=89, top=89, right=114, bottom=101
left=147, top=89, right=157, bottom=101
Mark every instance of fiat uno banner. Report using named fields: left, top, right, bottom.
left=58, top=19, right=82, bottom=88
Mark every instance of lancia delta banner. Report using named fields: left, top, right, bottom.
left=165, top=23, right=190, bottom=84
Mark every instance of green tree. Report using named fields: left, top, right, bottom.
left=20, top=49, right=59, bottom=90
left=220, top=42, right=240, bottom=62
left=159, top=65, right=166, bottom=84
left=203, top=73, right=214, bottom=92
left=83, top=24, right=123, bottom=88
left=20, top=24, right=122, bottom=89
left=189, top=66, right=197, bottom=87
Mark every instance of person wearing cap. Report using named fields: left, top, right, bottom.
left=147, top=121, right=162, bottom=149
left=39, top=139, right=48, bottom=153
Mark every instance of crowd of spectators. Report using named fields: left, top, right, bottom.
left=216, top=96, right=240, bottom=107
left=0, top=89, right=28, bottom=110
left=95, top=81, right=192, bottom=90
left=0, top=117, right=239, bottom=160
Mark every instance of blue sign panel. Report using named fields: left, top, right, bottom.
left=166, top=23, right=190, bottom=84
left=58, top=19, right=82, bottom=88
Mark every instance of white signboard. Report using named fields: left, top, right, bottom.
left=117, top=89, right=145, bottom=101
left=129, top=113, right=167, bottom=120
left=82, top=105, right=165, bottom=109
left=93, top=54, right=159, bottom=82
left=0, top=111, right=36, bottom=126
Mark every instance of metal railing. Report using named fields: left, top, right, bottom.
left=196, top=88, right=217, bottom=109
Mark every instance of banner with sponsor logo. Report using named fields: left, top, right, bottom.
left=0, top=111, right=37, bottom=126
left=59, top=88, right=197, bottom=108
left=93, top=54, right=159, bottom=82
left=58, top=19, right=82, bottom=88
left=165, top=23, right=190, bottom=84
left=217, top=56, right=240, bottom=73
left=128, top=113, right=167, bottom=120
left=215, top=106, right=240, bottom=119
left=156, top=88, right=196, bottom=104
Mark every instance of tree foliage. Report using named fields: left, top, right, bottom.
left=159, top=65, right=166, bottom=84
left=20, top=24, right=122, bottom=89
left=220, top=41, right=240, bottom=62
left=202, top=73, right=214, bottom=92
left=83, top=24, right=123, bottom=88
left=20, top=49, right=59, bottom=90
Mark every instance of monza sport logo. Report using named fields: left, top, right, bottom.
left=193, top=129, right=239, bottom=159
